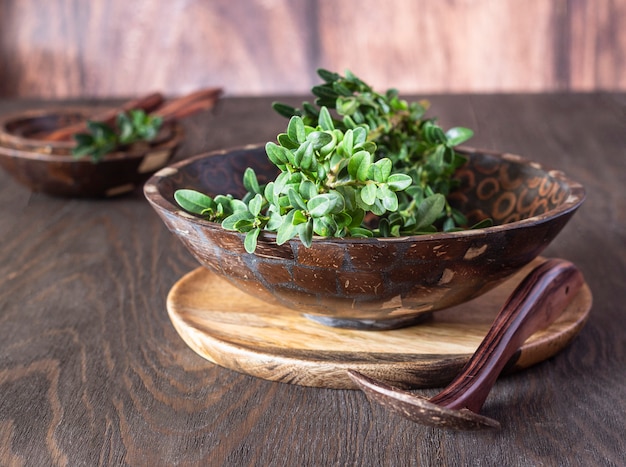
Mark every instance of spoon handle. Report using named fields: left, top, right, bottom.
left=429, top=258, right=584, bottom=413
left=42, top=92, right=165, bottom=141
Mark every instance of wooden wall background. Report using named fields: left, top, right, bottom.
left=0, top=0, right=625, bottom=98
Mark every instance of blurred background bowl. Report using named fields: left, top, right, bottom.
left=144, top=144, right=585, bottom=330
left=0, top=107, right=184, bottom=197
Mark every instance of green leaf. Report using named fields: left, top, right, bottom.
left=265, top=142, right=290, bottom=167
left=299, top=180, right=317, bottom=200
left=297, top=141, right=315, bottom=169
left=248, top=193, right=263, bottom=216
left=311, top=84, right=339, bottom=100
left=277, top=133, right=299, bottom=149
left=292, top=209, right=308, bottom=225
left=244, top=228, right=261, bottom=253
left=228, top=198, right=249, bottom=212
left=333, top=82, right=353, bottom=97
left=337, top=97, right=359, bottom=115
left=243, top=167, right=261, bottom=194
left=378, top=218, right=391, bottom=237
left=348, top=208, right=365, bottom=228
left=352, top=126, right=367, bottom=145
left=222, top=211, right=254, bottom=231
left=307, top=192, right=343, bottom=217
left=349, top=227, right=373, bottom=238
left=318, top=106, right=334, bottom=131
left=174, top=189, right=215, bottom=215
left=297, top=219, right=314, bottom=247
left=378, top=185, right=398, bottom=211
left=415, top=194, right=446, bottom=230
left=266, top=209, right=283, bottom=231
left=287, top=116, right=306, bottom=144
left=369, top=158, right=392, bottom=183
left=302, top=102, right=320, bottom=119
left=87, top=121, right=116, bottom=140
left=360, top=183, right=377, bottom=206
left=264, top=182, right=276, bottom=205
left=307, top=131, right=333, bottom=151
left=272, top=102, right=299, bottom=119
left=333, top=212, right=352, bottom=231
left=317, top=68, right=341, bottom=83
left=233, top=219, right=254, bottom=232
left=443, top=217, right=456, bottom=232
left=287, top=187, right=307, bottom=210
left=313, top=215, right=337, bottom=237
left=117, top=113, right=134, bottom=142
left=445, top=127, right=474, bottom=146
left=342, top=129, right=354, bottom=155
left=386, top=173, right=412, bottom=191
left=273, top=172, right=290, bottom=197
left=370, top=198, right=386, bottom=216
left=423, top=121, right=447, bottom=144
left=347, top=150, right=372, bottom=181
left=73, top=133, right=93, bottom=146
left=276, top=211, right=297, bottom=244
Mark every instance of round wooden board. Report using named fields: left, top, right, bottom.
left=166, top=257, right=592, bottom=389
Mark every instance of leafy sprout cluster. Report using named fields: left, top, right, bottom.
left=72, top=110, right=163, bottom=162
left=174, top=69, right=491, bottom=253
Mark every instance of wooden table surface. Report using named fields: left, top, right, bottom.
left=1, top=94, right=624, bottom=466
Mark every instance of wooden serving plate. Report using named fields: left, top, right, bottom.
left=166, top=258, right=592, bottom=389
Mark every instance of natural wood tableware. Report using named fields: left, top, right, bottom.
left=151, top=87, right=223, bottom=122
left=35, top=87, right=222, bottom=143
left=165, top=257, right=591, bottom=389
left=40, top=91, right=166, bottom=142
left=145, top=144, right=586, bottom=330
left=348, top=258, right=584, bottom=430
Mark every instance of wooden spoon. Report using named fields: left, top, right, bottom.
left=348, top=258, right=584, bottom=430
left=42, top=91, right=165, bottom=141
left=39, top=87, right=223, bottom=142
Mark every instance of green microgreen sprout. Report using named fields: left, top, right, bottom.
left=174, top=69, right=492, bottom=253
left=72, top=109, right=163, bottom=162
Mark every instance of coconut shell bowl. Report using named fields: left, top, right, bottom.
left=144, top=144, right=585, bottom=331
left=0, top=107, right=184, bottom=197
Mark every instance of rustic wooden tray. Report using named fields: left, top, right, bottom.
left=166, top=258, right=592, bottom=389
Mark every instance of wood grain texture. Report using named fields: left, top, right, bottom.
left=1, top=94, right=625, bottom=465
left=1, top=0, right=626, bottom=98
left=166, top=258, right=592, bottom=389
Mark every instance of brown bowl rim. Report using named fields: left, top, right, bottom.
left=144, top=143, right=586, bottom=245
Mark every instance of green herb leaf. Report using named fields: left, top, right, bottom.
left=222, top=211, right=254, bottom=230
left=387, top=173, right=412, bottom=191
left=360, top=183, right=377, bottom=206
left=174, top=189, right=215, bottom=215
left=415, top=194, right=446, bottom=230
left=244, top=228, right=261, bottom=253
left=445, top=127, right=474, bottom=146
left=176, top=69, right=488, bottom=252
left=287, top=116, right=306, bottom=144
left=307, top=192, right=344, bottom=217
left=348, top=150, right=372, bottom=181
left=297, top=219, right=314, bottom=247
left=318, top=106, right=334, bottom=131
left=243, top=168, right=261, bottom=194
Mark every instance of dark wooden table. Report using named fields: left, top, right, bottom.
left=1, top=94, right=624, bottom=466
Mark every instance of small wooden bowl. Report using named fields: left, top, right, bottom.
left=144, top=144, right=585, bottom=330
left=0, top=108, right=184, bottom=197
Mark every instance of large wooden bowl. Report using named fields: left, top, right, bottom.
left=0, top=108, right=184, bottom=197
left=144, top=144, right=585, bottom=330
